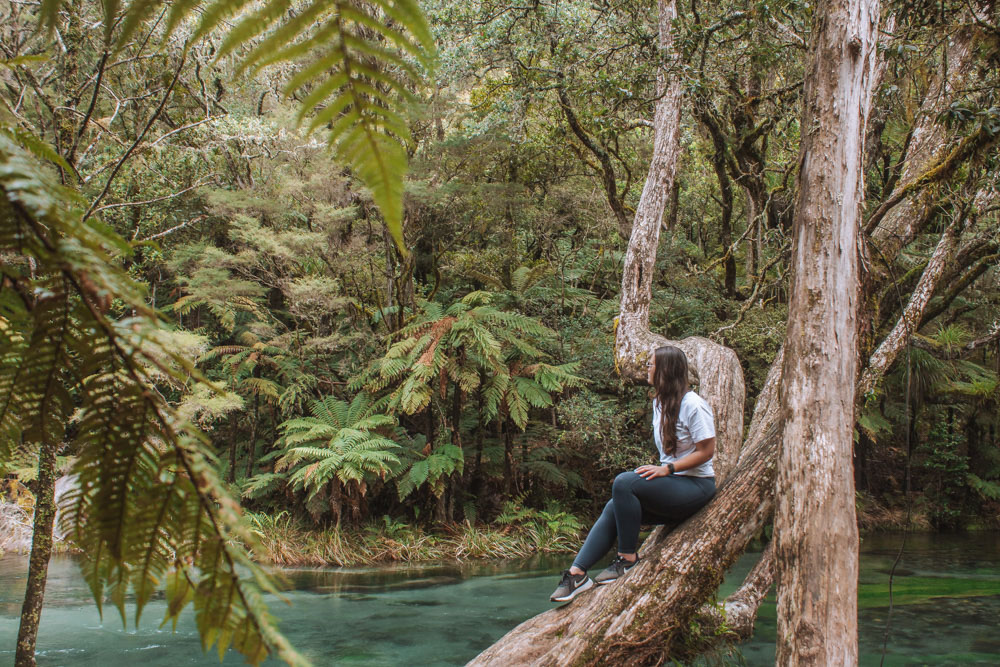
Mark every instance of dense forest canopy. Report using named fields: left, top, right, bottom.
left=2, top=0, right=999, bottom=664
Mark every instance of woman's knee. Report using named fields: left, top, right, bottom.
left=612, top=471, right=640, bottom=496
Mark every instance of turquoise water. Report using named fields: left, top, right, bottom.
left=725, top=532, right=1000, bottom=666
left=1, top=532, right=998, bottom=665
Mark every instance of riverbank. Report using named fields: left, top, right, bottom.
left=243, top=505, right=585, bottom=567
left=243, top=502, right=995, bottom=569
left=855, top=491, right=1000, bottom=532
left=5, top=492, right=995, bottom=566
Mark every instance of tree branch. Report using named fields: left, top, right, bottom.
left=859, top=205, right=965, bottom=397
left=694, top=540, right=775, bottom=640
left=83, top=51, right=186, bottom=221
left=93, top=178, right=214, bottom=217
left=556, top=82, right=632, bottom=240
left=918, top=251, right=1000, bottom=327
left=68, top=48, right=109, bottom=167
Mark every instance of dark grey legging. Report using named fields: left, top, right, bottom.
left=572, top=471, right=716, bottom=571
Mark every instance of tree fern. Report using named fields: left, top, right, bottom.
left=967, top=473, right=1000, bottom=501
left=354, top=297, right=584, bottom=429
left=270, top=393, right=402, bottom=499
left=0, top=133, right=304, bottom=665
left=396, top=440, right=463, bottom=500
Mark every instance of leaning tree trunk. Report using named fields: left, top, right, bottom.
left=774, top=0, right=879, bottom=664
left=470, top=360, right=783, bottom=667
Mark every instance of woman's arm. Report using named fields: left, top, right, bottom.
left=635, top=437, right=715, bottom=479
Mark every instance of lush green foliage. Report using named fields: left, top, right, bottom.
left=34, top=0, right=434, bottom=250
left=3, top=1, right=1000, bottom=663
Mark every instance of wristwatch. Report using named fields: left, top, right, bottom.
left=667, top=463, right=675, bottom=475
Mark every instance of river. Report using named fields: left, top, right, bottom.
left=1, top=532, right=998, bottom=665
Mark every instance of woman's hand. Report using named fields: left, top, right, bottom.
left=635, top=464, right=670, bottom=480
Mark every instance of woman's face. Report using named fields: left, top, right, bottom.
left=647, top=355, right=655, bottom=385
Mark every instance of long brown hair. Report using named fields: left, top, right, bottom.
left=651, top=345, right=689, bottom=456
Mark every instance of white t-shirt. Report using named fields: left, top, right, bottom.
left=651, top=391, right=716, bottom=477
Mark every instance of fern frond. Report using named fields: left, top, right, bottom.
left=967, top=473, right=1000, bottom=500
left=513, top=377, right=553, bottom=409
left=1, top=132, right=304, bottom=665
left=507, top=388, right=529, bottom=430
left=242, top=377, right=282, bottom=400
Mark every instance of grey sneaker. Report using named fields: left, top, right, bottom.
left=550, top=570, right=594, bottom=602
left=594, top=555, right=640, bottom=584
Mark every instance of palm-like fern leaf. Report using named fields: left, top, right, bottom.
left=276, top=393, right=402, bottom=497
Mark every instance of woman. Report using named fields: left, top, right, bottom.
left=550, top=345, right=717, bottom=602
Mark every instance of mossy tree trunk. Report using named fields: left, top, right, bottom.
left=15, top=441, right=58, bottom=667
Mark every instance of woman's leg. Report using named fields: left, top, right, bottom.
left=612, top=472, right=716, bottom=554
left=570, top=499, right=618, bottom=572
left=610, top=472, right=646, bottom=555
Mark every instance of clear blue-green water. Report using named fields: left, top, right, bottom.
left=1, top=532, right=998, bottom=665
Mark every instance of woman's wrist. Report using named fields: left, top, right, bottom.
left=666, top=462, right=675, bottom=475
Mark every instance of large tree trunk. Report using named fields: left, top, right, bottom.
left=774, top=0, right=879, bottom=664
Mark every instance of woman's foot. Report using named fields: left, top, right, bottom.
left=550, top=569, right=594, bottom=602
left=594, top=555, right=640, bottom=584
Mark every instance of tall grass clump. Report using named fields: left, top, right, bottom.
left=242, top=504, right=584, bottom=567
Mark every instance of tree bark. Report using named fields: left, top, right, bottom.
left=774, top=1, right=879, bottom=664
left=15, top=442, right=58, bottom=667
